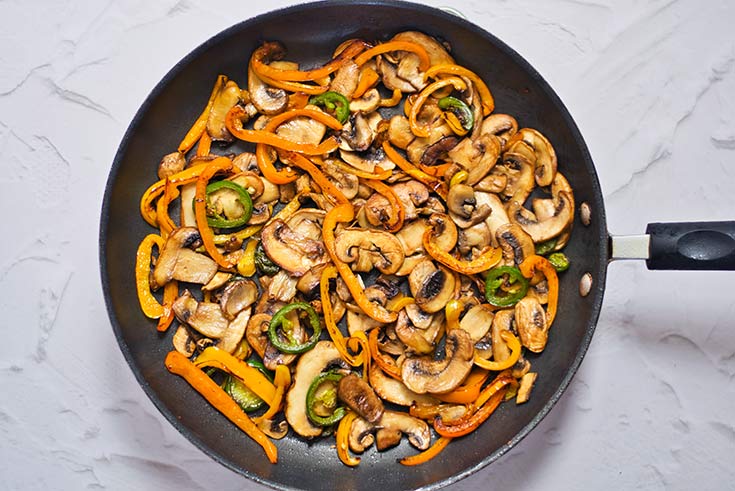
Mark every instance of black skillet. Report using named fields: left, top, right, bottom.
left=99, top=1, right=735, bottom=489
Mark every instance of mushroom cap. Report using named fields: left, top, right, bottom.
left=260, top=218, right=329, bottom=276
left=508, top=190, right=574, bottom=243
left=408, top=259, right=457, bottom=314
left=337, top=373, right=384, bottom=423
left=368, top=364, right=439, bottom=407
left=401, top=328, right=474, bottom=394
left=334, top=229, right=405, bottom=275
left=514, top=296, right=548, bottom=353
left=247, top=60, right=288, bottom=115
left=496, top=223, right=535, bottom=266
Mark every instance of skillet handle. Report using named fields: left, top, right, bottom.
left=646, top=221, right=735, bottom=270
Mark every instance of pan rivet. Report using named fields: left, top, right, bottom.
left=579, top=272, right=593, bottom=297
left=580, top=202, right=591, bottom=226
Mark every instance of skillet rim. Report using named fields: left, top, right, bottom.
left=99, top=1, right=609, bottom=489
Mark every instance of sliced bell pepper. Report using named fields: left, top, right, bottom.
left=156, top=280, right=178, bottom=332
left=320, top=265, right=363, bottom=367
left=433, top=386, right=507, bottom=438
left=354, top=41, right=430, bottom=71
left=484, top=265, right=529, bottom=307
left=336, top=411, right=361, bottom=466
left=408, top=77, right=467, bottom=138
left=268, top=302, right=322, bottom=354
left=306, top=371, right=347, bottom=426
left=425, top=64, right=495, bottom=115
left=368, top=327, right=402, bottom=380
left=178, top=75, right=226, bottom=153
left=473, top=330, right=522, bottom=371
left=254, top=364, right=291, bottom=424
left=155, top=178, right=179, bottom=237
left=196, top=129, right=212, bottom=156
left=237, top=239, right=259, bottom=277
left=193, top=347, right=277, bottom=404
left=519, top=255, right=559, bottom=326
left=382, top=141, right=447, bottom=199
left=434, top=368, right=490, bottom=404
left=193, top=157, right=235, bottom=269
left=399, top=436, right=452, bottom=466
left=135, top=234, right=165, bottom=319
left=353, top=66, right=380, bottom=98
left=423, top=224, right=502, bottom=274
left=164, top=351, right=278, bottom=464
left=379, top=88, right=403, bottom=107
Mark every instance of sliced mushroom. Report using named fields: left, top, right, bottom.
left=446, top=184, right=492, bottom=228
left=516, top=372, right=538, bottom=405
left=496, top=223, right=535, bottom=266
left=267, top=270, right=299, bottom=303
left=230, top=171, right=265, bottom=201
left=220, top=279, right=258, bottom=319
left=158, top=152, right=186, bottom=179
left=248, top=61, right=288, bottom=115
left=474, top=173, right=508, bottom=194
left=276, top=112, right=327, bottom=146
left=408, top=259, right=456, bottom=314
left=334, top=229, right=405, bottom=275
left=457, top=222, right=492, bottom=255
left=201, top=271, right=232, bottom=292
left=172, top=290, right=229, bottom=339
left=340, top=146, right=395, bottom=173
left=491, top=309, right=515, bottom=364
left=338, top=373, right=384, bottom=423
left=515, top=296, right=548, bottom=353
left=232, top=151, right=259, bottom=172
left=401, top=328, right=474, bottom=394
left=377, top=410, right=431, bottom=450
left=339, top=112, right=374, bottom=151
left=285, top=341, right=349, bottom=438
left=396, top=219, right=429, bottom=256
left=480, top=114, right=518, bottom=145
left=514, top=128, right=557, bottom=187
left=377, top=31, right=454, bottom=93
left=207, top=80, right=242, bottom=142
left=426, top=213, right=458, bottom=251
left=346, top=286, right=388, bottom=335
left=500, top=145, right=536, bottom=205
left=364, top=191, right=400, bottom=230
left=388, top=114, right=415, bottom=149
left=395, top=310, right=434, bottom=355
left=369, top=364, right=439, bottom=406
left=404, top=303, right=433, bottom=329
left=172, top=325, right=195, bottom=357
left=478, top=192, right=510, bottom=246
left=320, top=159, right=359, bottom=200
left=217, top=307, right=250, bottom=353
left=406, top=124, right=454, bottom=165
left=349, top=88, right=381, bottom=113
left=348, top=416, right=376, bottom=453
left=459, top=304, right=494, bottom=343
left=447, top=133, right=501, bottom=185
left=508, top=190, right=574, bottom=243
left=246, top=313, right=297, bottom=370
left=261, top=218, right=329, bottom=276
left=392, top=180, right=430, bottom=221
left=152, top=228, right=218, bottom=288
left=329, top=59, right=359, bottom=98
left=419, top=136, right=460, bottom=167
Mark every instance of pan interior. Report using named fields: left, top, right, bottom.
left=100, top=1, right=608, bottom=489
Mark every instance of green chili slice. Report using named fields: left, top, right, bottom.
left=534, top=238, right=557, bottom=256
left=203, top=180, right=253, bottom=229
left=255, top=242, right=279, bottom=276
left=306, top=371, right=346, bottom=426
left=548, top=252, right=570, bottom=272
left=309, top=91, right=350, bottom=124
left=268, top=302, right=322, bottom=354
left=223, top=359, right=273, bottom=413
left=485, top=266, right=530, bottom=307
left=438, top=96, right=474, bottom=132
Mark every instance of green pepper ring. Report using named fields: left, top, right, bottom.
left=309, top=91, right=351, bottom=124
left=268, top=302, right=322, bottom=354
left=203, top=180, right=253, bottom=229
left=438, top=96, right=474, bottom=131
left=485, top=265, right=530, bottom=307
left=305, top=371, right=346, bottom=426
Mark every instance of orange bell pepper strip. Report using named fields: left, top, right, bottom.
left=253, top=68, right=329, bottom=95
left=285, top=153, right=347, bottom=207
left=164, top=351, right=278, bottom=464
left=193, top=157, right=235, bottom=269
left=336, top=411, right=361, bottom=466
left=251, top=39, right=368, bottom=82
left=425, top=64, right=495, bottom=116
left=400, top=436, right=452, bottom=466
left=418, top=162, right=452, bottom=177
left=140, top=163, right=209, bottom=227
left=387, top=295, right=415, bottom=312
left=361, top=179, right=404, bottom=232
left=254, top=364, right=291, bottom=424
left=135, top=234, right=165, bottom=318
left=347, top=330, right=370, bottom=381
left=519, top=255, right=559, bottom=327
left=382, top=141, right=447, bottom=199
left=408, top=77, right=467, bottom=138
left=196, top=130, right=212, bottom=157
left=433, top=372, right=513, bottom=438
left=368, top=327, right=403, bottom=380
left=193, top=346, right=277, bottom=404
left=444, top=299, right=463, bottom=331
left=155, top=178, right=180, bottom=238
left=156, top=280, right=178, bottom=332
left=178, top=75, right=227, bottom=153
left=354, top=41, right=431, bottom=71
left=379, top=88, right=403, bottom=108
left=473, top=330, right=522, bottom=371
left=434, top=368, right=490, bottom=404
left=423, top=224, right=502, bottom=274
left=320, top=265, right=363, bottom=367
left=288, top=92, right=311, bottom=109
left=353, top=66, right=380, bottom=98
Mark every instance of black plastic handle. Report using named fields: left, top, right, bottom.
left=646, top=221, right=735, bottom=270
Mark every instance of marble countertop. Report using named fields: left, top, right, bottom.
left=2, top=0, right=734, bottom=489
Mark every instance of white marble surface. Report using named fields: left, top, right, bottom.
left=2, top=0, right=734, bottom=489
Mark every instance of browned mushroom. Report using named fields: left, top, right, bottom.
left=248, top=61, right=288, bottom=115
left=447, top=133, right=501, bottom=185
left=408, top=259, right=457, bottom=314
left=514, top=296, right=548, bottom=353
left=338, top=373, right=384, bottom=423
left=260, top=218, right=329, bottom=276
left=152, top=227, right=218, bottom=288
left=401, top=328, right=474, bottom=394
left=334, top=229, right=405, bottom=275
left=172, top=290, right=229, bottom=339
left=158, top=152, right=186, bottom=179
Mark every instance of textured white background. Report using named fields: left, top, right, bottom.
left=1, top=0, right=734, bottom=489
